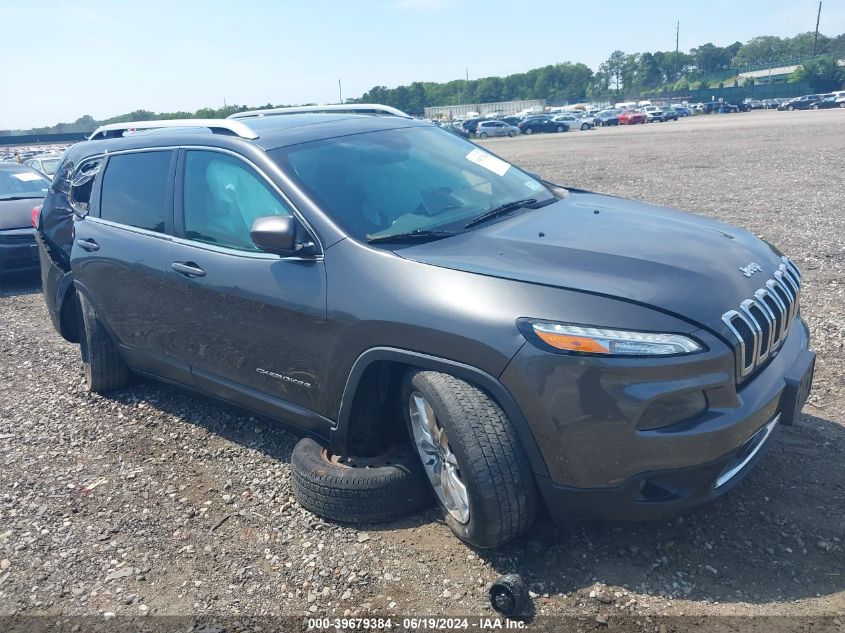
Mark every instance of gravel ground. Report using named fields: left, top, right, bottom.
left=0, top=110, right=843, bottom=630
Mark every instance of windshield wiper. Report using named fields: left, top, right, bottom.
left=464, top=198, right=537, bottom=228
left=366, top=229, right=458, bottom=244
left=0, top=195, right=45, bottom=201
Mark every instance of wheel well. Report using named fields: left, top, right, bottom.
left=345, top=360, right=411, bottom=457
left=59, top=286, right=81, bottom=344
left=335, top=349, right=550, bottom=477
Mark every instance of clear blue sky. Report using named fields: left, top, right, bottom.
left=1, top=0, right=842, bottom=129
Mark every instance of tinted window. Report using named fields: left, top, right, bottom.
left=183, top=150, right=292, bottom=251
left=100, top=151, right=172, bottom=232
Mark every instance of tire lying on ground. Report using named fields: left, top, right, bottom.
left=291, top=438, right=432, bottom=524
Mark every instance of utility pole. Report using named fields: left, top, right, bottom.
left=465, top=69, right=470, bottom=109
left=338, top=79, right=343, bottom=104
left=812, top=1, right=822, bottom=56
left=674, top=21, right=680, bottom=81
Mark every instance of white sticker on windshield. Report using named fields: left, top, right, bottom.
left=524, top=179, right=544, bottom=191
left=465, top=148, right=510, bottom=177
left=13, top=172, right=45, bottom=182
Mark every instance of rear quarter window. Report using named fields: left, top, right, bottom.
left=99, top=151, right=173, bottom=233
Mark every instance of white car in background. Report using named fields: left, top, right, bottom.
left=552, top=113, right=594, bottom=130
left=475, top=120, right=520, bottom=138
left=640, top=106, right=667, bottom=122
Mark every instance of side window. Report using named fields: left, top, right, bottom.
left=100, top=152, right=172, bottom=232
left=70, top=159, right=103, bottom=214
left=183, top=150, right=292, bottom=252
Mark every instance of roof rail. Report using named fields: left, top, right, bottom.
left=87, top=119, right=259, bottom=141
left=227, top=104, right=412, bottom=120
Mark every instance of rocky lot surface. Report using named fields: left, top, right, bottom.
left=0, top=110, right=843, bottom=630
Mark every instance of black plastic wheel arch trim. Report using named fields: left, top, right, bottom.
left=332, top=346, right=549, bottom=477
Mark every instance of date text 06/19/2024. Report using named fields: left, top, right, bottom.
left=306, top=617, right=526, bottom=630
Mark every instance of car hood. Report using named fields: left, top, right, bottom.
left=397, top=192, right=785, bottom=335
left=0, top=197, right=41, bottom=230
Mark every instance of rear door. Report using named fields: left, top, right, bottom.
left=163, top=148, right=328, bottom=424
left=71, top=149, right=182, bottom=378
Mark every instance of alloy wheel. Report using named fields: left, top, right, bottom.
left=408, top=391, right=470, bottom=524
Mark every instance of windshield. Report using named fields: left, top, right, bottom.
left=269, top=126, right=554, bottom=241
left=0, top=167, right=50, bottom=199
left=41, top=159, right=61, bottom=175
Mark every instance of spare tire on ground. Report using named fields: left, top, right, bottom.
left=291, top=437, right=432, bottom=524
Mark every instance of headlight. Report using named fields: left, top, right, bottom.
left=527, top=322, right=703, bottom=356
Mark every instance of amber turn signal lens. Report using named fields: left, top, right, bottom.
left=534, top=331, right=610, bottom=353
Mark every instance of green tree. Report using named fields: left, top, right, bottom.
left=690, top=43, right=732, bottom=74
left=599, top=50, right=627, bottom=94
left=791, top=56, right=844, bottom=81
left=634, top=53, right=663, bottom=89
left=787, top=31, right=831, bottom=57
left=734, top=36, right=788, bottom=67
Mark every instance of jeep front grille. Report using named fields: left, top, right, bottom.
left=722, top=257, right=801, bottom=380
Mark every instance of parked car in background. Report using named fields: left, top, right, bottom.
left=744, top=100, right=765, bottom=110
left=441, top=123, right=471, bottom=139
left=727, top=101, right=752, bottom=112
left=618, top=109, right=646, bottom=125
left=761, top=99, right=779, bottom=109
left=662, top=107, right=680, bottom=121
left=552, top=113, right=593, bottom=130
left=595, top=110, right=620, bottom=126
left=461, top=118, right=484, bottom=134
left=668, top=105, right=690, bottom=117
left=501, top=116, right=523, bottom=127
left=24, top=153, right=63, bottom=177
left=517, top=117, right=568, bottom=134
left=641, top=106, right=666, bottom=122
left=1, top=163, right=50, bottom=275
left=476, top=120, right=520, bottom=138
left=811, top=94, right=840, bottom=110
left=830, top=90, right=845, bottom=107
left=778, top=95, right=823, bottom=111
left=702, top=101, right=739, bottom=114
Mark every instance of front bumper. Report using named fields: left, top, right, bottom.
left=0, top=229, right=39, bottom=274
left=501, top=317, right=812, bottom=521
left=535, top=411, right=781, bottom=522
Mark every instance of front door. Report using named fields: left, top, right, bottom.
left=163, top=149, right=329, bottom=424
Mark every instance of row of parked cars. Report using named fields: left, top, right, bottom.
left=435, top=112, right=597, bottom=138
left=1, top=145, right=69, bottom=177
left=437, top=88, right=845, bottom=139
left=775, top=91, right=845, bottom=110
left=439, top=104, right=693, bottom=137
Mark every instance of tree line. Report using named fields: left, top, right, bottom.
left=593, top=31, right=845, bottom=96
left=356, top=31, right=845, bottom=111
left=12, top=29, right=845, bottom=134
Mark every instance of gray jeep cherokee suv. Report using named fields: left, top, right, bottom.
left=36, top=105, right=814, bottom=548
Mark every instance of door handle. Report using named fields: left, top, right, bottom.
left=77, top=238, right=100, bottom=252
left=171, top=261, right=206, bottom=278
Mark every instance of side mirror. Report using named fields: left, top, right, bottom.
left=250, top=215, right=298, bottom=256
